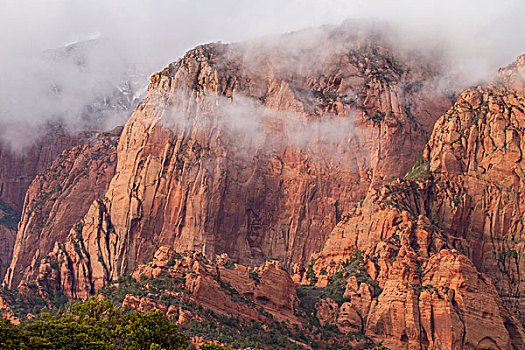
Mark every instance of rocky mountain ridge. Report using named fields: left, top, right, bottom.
left=3, top=23, right=525, bottom=350
left=0, top=126, right=92, bottom=279
left=307, top=54, right=525, bottom=349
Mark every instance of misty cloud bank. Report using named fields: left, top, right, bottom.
left=155, top=90, right=368, bottom=166
left=0, top=0, right=524, bottom=150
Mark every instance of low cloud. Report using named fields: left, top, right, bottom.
left=156, top=90, right=369, bottom=166
left=0, top=0, right=523, bottom=150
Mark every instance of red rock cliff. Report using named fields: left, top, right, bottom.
left=19, top=24, right=452, bottom=297
left=310, top=54, right=525, bottom=349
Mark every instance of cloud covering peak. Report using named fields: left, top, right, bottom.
left=0, top=0, right=524, bottom=149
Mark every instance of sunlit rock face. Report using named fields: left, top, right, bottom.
left=311, top=54, right=525, bottom=349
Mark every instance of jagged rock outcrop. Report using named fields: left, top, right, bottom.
left=0, top=71, right=139, bottom=282
left=309, top=55, right=525, bottom=349
left=0, top=37, right=142, bottom=283
left=113, top=247, right=297, bottom=323
left=423, top=56, right=525, bottom=321
left=24, top=23, right=452, bottom=297
left=121, top=294, right=179, bottom=320
left=0, top=293, right=17, bottom=323
left=4, top=128, right=121, bottom=288
left=310, top=178, right=525, bottom=349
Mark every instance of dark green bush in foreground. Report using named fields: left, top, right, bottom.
left=0, top=296, right=187, bottom=350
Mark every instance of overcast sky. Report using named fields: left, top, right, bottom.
left=2, top=0, right=524, bottom=72
left=0, top=0, right=524, bottom=149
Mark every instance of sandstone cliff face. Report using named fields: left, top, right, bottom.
left=25, top=24, right=452, bottom=297
left=4, top=128, right=121, bottom=288
left=309, top=55, right=525, bottom=349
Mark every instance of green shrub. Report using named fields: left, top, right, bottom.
left=405, top=158, right=431, bottom=181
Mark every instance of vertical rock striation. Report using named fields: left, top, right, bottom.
left=17, top=23, right=452, bottom=296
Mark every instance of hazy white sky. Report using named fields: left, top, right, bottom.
left=0, top=0, right=524, bottom=149
left=2, top=0, right=524, bottom=75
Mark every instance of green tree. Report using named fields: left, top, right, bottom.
left=124, top=310, right=187, bottom=350
left=23, top=313, right=114, bottom=349
left=0, top=318, right=24, bottom=349
left=1, top=296, right=188, bottom=350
